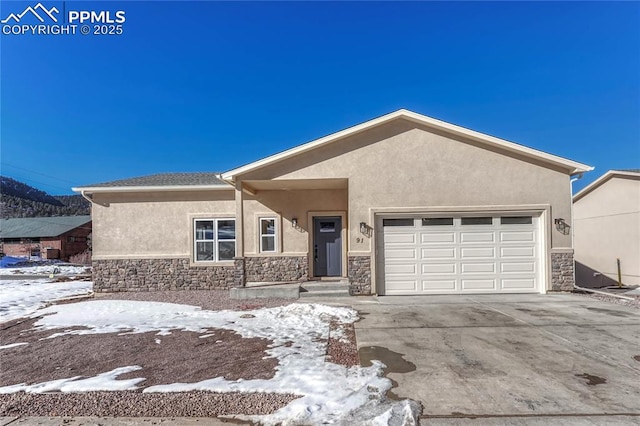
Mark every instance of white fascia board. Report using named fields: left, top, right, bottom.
left=72, top=184, right=233, bottom=194
left=573, top=170, right=640, bottom=202
left=222, top=109, right=593, bottom=180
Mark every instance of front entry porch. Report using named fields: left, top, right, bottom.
left=231, top=177, right=355, bottom=290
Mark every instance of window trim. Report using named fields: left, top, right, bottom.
left=193, top=217, right=236, bottom=263
left=259, top=217, right=278, bottom=253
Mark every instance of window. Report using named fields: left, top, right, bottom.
left=319, top=222, right=336, bottom=233
left=194, top=218, right=236, bottom=262
left=501, top=216, right=533, bottom=225
left=260, top=218, right=277, bottom=253
left=68, top=236, right=87, bottom=243
left=422, top=217, right=454, bottom=226
left=383, top=218, right=414, bottom=227
left=461, top=217, right=493, bottom=225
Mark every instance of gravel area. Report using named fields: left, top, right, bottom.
left=573, top=291, right=640, bottom=309
left=327, top=320, right=359, bottom=367
left=0, top=391, right=298, bottom=417
left=0, top=319, right=278, bottom=388
left=96, top=289, right=293, bottom=311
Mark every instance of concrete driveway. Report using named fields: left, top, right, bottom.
left=351, top=294, right=640, bottom=424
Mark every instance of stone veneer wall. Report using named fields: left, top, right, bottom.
left=234, top=257, right=246, bottom=287
left=550, top=251, right=575, bottom=291
left=348, top=256, right=371, bottom=295
left=244, top=256, right=308, bottom=283
left=93, top=258, right=236, bottom=292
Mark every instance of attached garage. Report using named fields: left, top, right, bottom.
left=378, top=213, right=543, bottom=295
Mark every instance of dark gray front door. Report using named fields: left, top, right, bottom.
left=313, top=217, right=342, bottom=277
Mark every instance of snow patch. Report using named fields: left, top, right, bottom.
left=0, top=366, right=144, bottom=394
left=3, top=265, right=90, bottom=276
left=0, top=279, right=93, bottom=323
left=0, top=342, right=28, bottom=350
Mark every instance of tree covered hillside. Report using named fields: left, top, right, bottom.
left=0, top=176, right=90, bottom=218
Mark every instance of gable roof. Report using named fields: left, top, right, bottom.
left=0, top=216, right=92, bottom=239
left=73, top=173, right=232, bottom=193
left=222, top=109, right=593, bottom=180
left=573, top=169, right=640, bottom=202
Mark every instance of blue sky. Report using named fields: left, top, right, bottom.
left=1, top=1, right=638, bottom=195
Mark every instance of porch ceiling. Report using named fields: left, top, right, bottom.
left=243, top=178, right=347, bottom=191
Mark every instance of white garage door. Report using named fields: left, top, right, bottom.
left=380, top=214, right=541, bottom=295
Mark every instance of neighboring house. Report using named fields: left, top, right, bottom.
left=573, top=170, right=640, bottom=287
left=73, top=110, right=592, bottom=295
left=0, top=216, right=92, bottom=261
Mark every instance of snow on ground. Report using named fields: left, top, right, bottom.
left=1, top=300, right=420, bottom=425
left=0, top=279, right=93, bottom=324
left=0, top=366, right=145, bottom=393
left=2, top=265, right=90, bottom=276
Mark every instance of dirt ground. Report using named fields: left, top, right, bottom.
left=0, top=318, right=278, bottom=388
left=0, top=290, right=360, bottom=417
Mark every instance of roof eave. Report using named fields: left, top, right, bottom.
left=221, top=109, right=593, bottom=180
left=72, top=184, right=234, bottom=194
left=573, top=170, right=640, bottom=202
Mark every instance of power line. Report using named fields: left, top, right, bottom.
left=1, top=175, right=73, bottom=193
left=0, top=162, right=77, bottom=184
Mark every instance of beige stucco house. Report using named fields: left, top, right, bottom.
left=573, top=170, right=640, bottom=287
left=74, top=110, right=593, bottom=295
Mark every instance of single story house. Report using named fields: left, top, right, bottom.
left=573, top=170, right=640, bottom=287
left=0, top=215, right=92, bottom=261
left=73, top=110, right=592, bottom=295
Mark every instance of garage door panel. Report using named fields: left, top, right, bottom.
left=382, top=214, right=541, bottom=295
left=501, top=246, right=535, bottom=258
left=460, top=232, right=495, bottom=243
left=461, top=279, right=497, bottom=290
left=501, top=262, right=535, bottom=273
left=385, top=280, right=418, bottom=293
left=461, top=263, right=496, bottom=274
left=385, top=233, right=417, bottom=244
left=501, top=231, right=535, bottom=242
left=422, top=263, right=456, bottom=274
left=421, top=248, right=456, bottom=259
left=385, top=248, right=418, bottom=260
left=421, top=232, right=455, bottom=244
left=422, top=280, right=456, bottom=291
left=502, top=278, right=536, bottom=289
left=385, top=263, right=418, bottom=274
left=461, top=247, right=495, bottom=259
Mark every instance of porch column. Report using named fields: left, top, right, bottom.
left=233, top=180, right=246, bottom=287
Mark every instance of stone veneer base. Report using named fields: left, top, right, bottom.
left=550, top=251, right=575, bottom=291
left=244, top=256, right=308, bottom=283
left=92, top=258, right=236, bottom=292
left=348, top=255, right=371, bottom=295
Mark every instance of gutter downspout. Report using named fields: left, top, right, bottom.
left=79, top=190, right=109, bottom=207
left=569, top=173, right=635, bottom=301
left=79, top=190, right=93, bottom=204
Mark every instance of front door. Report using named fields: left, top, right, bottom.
left=313, top=217, right=342, bottom=277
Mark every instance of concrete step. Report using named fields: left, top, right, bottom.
left=299, top=289, right=351, bottom=298
left=300, top=281, right=350, bottom=293
left=245, top=281, right=297, bottom=288
left=230, top=283, right=299, bottom=300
